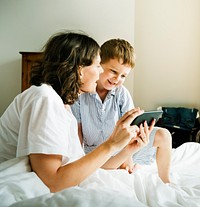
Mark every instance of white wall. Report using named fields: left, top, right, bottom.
left=134, top=0, right=200, bottom=111
left=2, top=0, right=199, bottom=116
left=0, top=0, right=135, bottom=116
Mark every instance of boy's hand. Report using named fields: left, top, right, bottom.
left=120, top=157, right=135, bottom=173
left=120, top=157, right=142, bottom=174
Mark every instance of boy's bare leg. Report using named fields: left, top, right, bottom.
left=153, top=128, right=172, bottom=183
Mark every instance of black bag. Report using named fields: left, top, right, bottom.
left=158, top=107, right=198, bottom=131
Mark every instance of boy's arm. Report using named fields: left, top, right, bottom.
left=101, top=148, right=134, bottom=170
left=77, top=123, right=84, bottom=146
left=70, top=98, right=83, bottom=146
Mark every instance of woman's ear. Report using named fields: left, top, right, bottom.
left=78, top=66, right=83, bottom=78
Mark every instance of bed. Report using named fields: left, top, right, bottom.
left=1, top=142, right=200, bottom=207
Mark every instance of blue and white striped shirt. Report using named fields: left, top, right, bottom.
left=71, top=85, right=134, bottom=153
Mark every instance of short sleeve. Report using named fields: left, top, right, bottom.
left=17, top=94, right=72, bottom=160
left=118, top=86, right=134, bottom=117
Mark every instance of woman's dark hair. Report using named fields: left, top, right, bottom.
left=30, top=31, right=100, bottom=104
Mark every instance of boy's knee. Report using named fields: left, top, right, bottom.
left=154, top=128, right=172, bottom=146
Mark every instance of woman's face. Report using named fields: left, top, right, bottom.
left=80, top=54, right=103, bottom=93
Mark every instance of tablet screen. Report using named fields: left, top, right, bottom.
left=130, top=110, right=163, bottom=126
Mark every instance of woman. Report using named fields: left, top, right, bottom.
left=0, top=31, right=154, bottom=192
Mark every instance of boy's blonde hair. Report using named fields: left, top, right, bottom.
left=100, top=39, right=135, bottom=68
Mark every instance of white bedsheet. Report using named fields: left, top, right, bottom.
left=0, top=142, right=200, bottom=207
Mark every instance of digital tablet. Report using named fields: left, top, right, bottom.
left=130, top=110, right=163, bottom=126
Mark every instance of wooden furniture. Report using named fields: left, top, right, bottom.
left=19, top=52, right=43, bottom=91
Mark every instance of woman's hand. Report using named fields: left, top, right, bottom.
left=106, top=107, right=143, bottom=152
left=103, top=108, right=156, bottom=170
left=125, top=119, right=155, bottom=154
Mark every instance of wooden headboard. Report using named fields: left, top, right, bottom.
left=19, top=52, right=43, bottom=91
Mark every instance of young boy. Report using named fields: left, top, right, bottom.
left=71, top=38, right=172, bottom=183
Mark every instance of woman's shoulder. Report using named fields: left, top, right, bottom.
left=17, top=84, right=62, bottom=106
left=24, top=84, right=56, bottom=97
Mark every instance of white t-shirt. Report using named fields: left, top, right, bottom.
left=0, top=84, right=84, bottom=164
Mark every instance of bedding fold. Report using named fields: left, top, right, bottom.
left=0, top=142, right=200, bottom=207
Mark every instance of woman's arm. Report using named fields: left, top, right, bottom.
left=29, top=108, right=143, bottom=193
left=29, top=141, right=114, bottom=193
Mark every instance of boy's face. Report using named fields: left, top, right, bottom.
left=99, top=58, right=131, bottom=90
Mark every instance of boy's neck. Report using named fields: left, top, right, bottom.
left=96, top=85, right=109, bottom=102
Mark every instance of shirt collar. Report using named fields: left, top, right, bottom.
left=89, top=88, right=116, bottom=98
